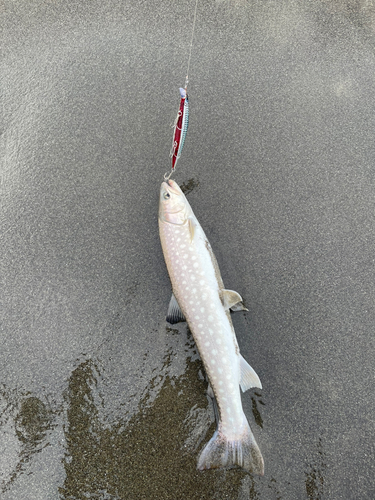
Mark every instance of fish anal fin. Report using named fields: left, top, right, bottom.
left=240, top=355, right=262, bottom=391
left=222, top=289, right=248, bottom=311
left=230, top=302, right=249, bottom=312
left=166, top=293, right=186, bottom=324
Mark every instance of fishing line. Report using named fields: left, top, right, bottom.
left=184, top=0, right=199, bottom=90
left=164, top=0, right=199, bottom=182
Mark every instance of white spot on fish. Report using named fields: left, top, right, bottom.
left=192, top=288, right=196, bottom=293
left=216, top=338, right=222, bottom=344
left=200, top=307, right=205, bottom=313
left=193, top=262, right=199, bottom=268
left=226, top=407, right=231, bottom=413
left=218, top=368, right=223, bottom=374
left=198, top=324, right=203, bottom=328
left=180, top=244, right=186, bottom=249
left=208, top=315, right=213, bottom=322
left=205, top=341, right=210, bottom=346
left=192, top=255, right=196, bottom=260
left=208, top=328, right=213, bottom=334
left=212, top=349, right=218, bottom=356
left=202, top=293, right=207, bottom=299
left=199, top=280, right=205, bottom=285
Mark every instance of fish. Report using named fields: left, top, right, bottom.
left=158, top=179, right=264, bottom=474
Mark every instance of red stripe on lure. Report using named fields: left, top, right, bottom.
left=170, top=87, right=189, bottom=171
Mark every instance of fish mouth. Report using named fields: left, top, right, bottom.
left=163, top=180, right=182, bottom=196
left=159, top=180, right=187, bottom=224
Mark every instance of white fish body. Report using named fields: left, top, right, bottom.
left=158, top=180, right=264, bottom=474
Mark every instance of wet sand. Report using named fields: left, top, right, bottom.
left=2, top=0, right=375, bottom=498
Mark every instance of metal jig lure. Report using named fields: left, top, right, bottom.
left=169, top=87, right=189, bottom=172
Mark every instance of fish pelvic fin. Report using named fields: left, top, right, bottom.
left=166, top=293, right=186, bottom=324
left=197, top=421, right=264, bottom=475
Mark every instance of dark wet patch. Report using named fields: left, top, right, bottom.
left=1, top=392, right=54, bottom=493
left=15, top=396, right=52, bottom=447
left=165, top=326, right=180, bottom=335
left=251, top=393, right=264, bottom=430
left=179, top=178, right=200, bottom=196
left=59, top=357, right=260, bottom=500
left=267, top=477, right=283, bottom=500
left=305, top=438, right=326, bottom=500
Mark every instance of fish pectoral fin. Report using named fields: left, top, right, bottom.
left=188, top=216, right=197, bottom=243
left=240, top=355, right=262, bottom=391
left=222, top=289, right=248, bottom=311
left=166, top=293, right=186, bottom=324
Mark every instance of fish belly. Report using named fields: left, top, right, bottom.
left=159, top=218, right=244, bottom=432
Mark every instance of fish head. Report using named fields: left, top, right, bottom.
left=159, top=180, right=191, bottom=225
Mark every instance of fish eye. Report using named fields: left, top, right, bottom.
left=163, top=192, right=171, bottom=200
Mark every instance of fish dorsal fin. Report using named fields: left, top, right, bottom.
left=239, top=355, right=262, bottom=391
left=188, top=216, right=197, bottom=243
left=222, top=289, right=248, bottom=311
left=166, top=293, right=186, bottom=324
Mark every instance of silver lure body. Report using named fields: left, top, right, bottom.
left=158, top=180, right=264, bottom=474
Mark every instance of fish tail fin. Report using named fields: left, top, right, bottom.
left=197, top=421, right=264, bottom=475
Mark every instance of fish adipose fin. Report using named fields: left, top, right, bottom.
left=222, top=289, right=249, bottom=311
left=240, top=355, right=262, bottom=391
left=166, top=293, right=186, bottom=324
left=197, top=421, right=264, bottom=475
